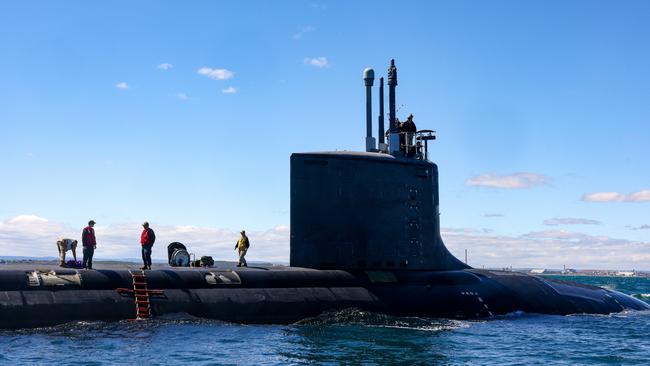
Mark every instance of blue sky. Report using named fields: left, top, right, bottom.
left=0, top=1, right=648, bottom=268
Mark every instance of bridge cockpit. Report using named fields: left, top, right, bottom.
left=381, top=130, right=437, bottom=160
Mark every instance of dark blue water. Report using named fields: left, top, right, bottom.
left=1, top=276, right=649, bottom=365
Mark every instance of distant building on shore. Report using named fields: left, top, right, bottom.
left=615, top=271, right=636, bottom=277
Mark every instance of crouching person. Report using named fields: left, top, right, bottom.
left=56, top=238, right=78, bottom=267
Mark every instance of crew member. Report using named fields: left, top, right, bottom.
left=140, top=222, right=156, bottom=270
left=402, top=114, right=417, bottom=155
left=81, top=220, right=97, bottom=269
left=56, top=238, right=78, bottom=267
left=234, top=230, right=250, bottom=267
left=402, top=114, right=417, bottom=133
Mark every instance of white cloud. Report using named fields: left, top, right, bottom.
left=292, top=26, right=315, bottom=39
left=465, top=172, right=548, bottom=189
left=304, top=57, right=329, bottom=68
left=157, top=63, right=173, bottom=70
left=274, top=224, right=289, bottom=232
left=2, top=214, right=649, bottom=269
left=197, top=67, right=234, bottom=80
left=543, top=217, right=602, bottom=226
left=630, top=224, right=650, bottom=230
left=176, top=93, right=189, bottom=100
left=442, top=227, right=650, bottom=270
left=582, top=189, right=650, bottom=202
left=483, top=213, right=504, bottom=218
left=627, top=190, right=650, bottom=202
left=7, top=215, right=49, bottom=224
left=581, top=192, right=625, bottom=202
left=115, top=82, right=129, bottom=90
left=221, top=86, right=237, bottom=94
left=0, top=216, right=289, bottom=263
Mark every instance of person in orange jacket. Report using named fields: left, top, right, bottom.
left=140, top=221, right=156, bottom=270
left=81, top=220, right=97, bottom=269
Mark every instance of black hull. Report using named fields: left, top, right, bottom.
left=0, top=267, right=647, bottom=329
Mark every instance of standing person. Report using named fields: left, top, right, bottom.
left=402, top=114, right=417, bottom=155
left=395, top=117, right=406, bottom=152
left=234, top=230, right=250, bottom=267
left=140, top=222, right=156, bottom=270
left=402, top=114, right=417, bottom=133
left=81, top=220, right=97, bottom=269
left=56, top=238, right=77, bottom=267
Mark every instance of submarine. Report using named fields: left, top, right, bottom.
left=0, top=60, right=647, bottom=329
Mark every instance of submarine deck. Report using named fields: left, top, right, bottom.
left=0, top=261, right=648, bottom=329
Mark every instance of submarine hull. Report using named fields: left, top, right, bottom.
left=0, top=267, right=647, bottom=329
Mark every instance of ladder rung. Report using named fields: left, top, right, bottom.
left=129, top=271, right=155, bottom=319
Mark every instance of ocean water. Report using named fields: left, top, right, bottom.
left=1, top=276, right=649, bottom=365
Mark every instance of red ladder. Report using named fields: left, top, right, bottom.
left=131, top=270, right=151, bottom=319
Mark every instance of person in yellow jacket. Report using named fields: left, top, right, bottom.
left=234, top=230, right=250, bottom=267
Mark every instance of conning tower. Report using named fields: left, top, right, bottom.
left=291, top=60, right=468, bottom=271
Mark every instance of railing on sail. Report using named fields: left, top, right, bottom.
left=389, top=130, right=436, bottom=160
left=415, top=130, right=436, bottom=160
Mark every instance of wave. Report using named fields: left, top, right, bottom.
left=1, top=312, right=232, bottom=336
left=601, top=284, right=617, bottom=291
left=293, top=308, right=472, bottom=332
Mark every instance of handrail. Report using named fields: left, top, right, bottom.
left=387, top=130, right=436, bottom=160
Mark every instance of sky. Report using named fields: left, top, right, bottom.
left=0, top=1, right=648, bottom=269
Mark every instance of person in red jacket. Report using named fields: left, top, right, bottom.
left=81, top=220, right=97, bottom=269
left=140, top=221, right=156, bottom=270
